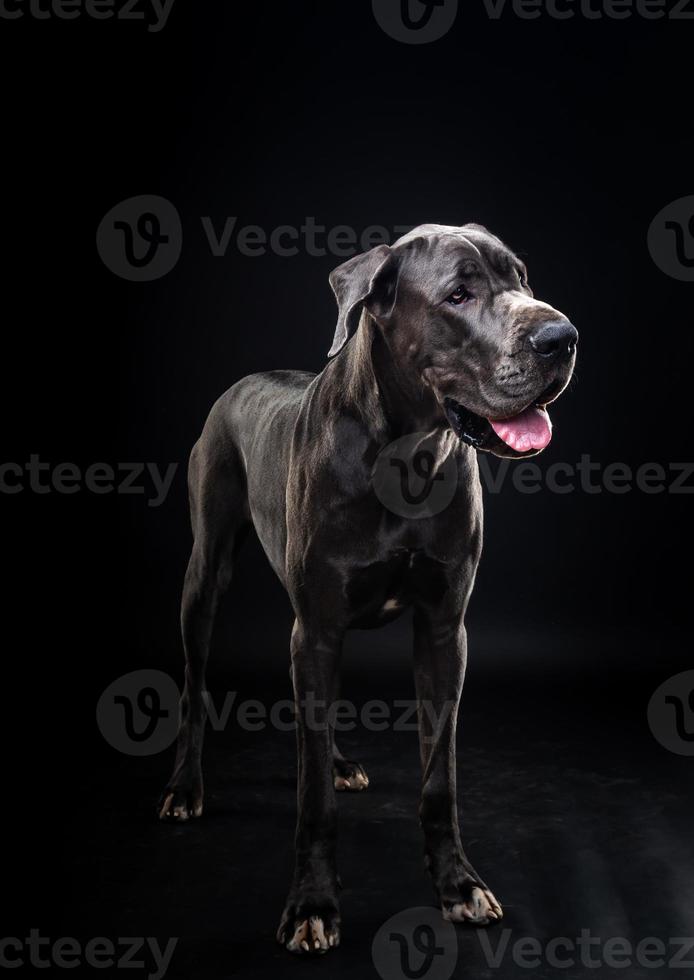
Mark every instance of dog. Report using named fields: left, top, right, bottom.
left=158, top=222, right=578, bottom=954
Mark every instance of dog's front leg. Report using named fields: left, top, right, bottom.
left=413, top=606, right=503, bottom=927
left=277, top=618, right=341, bottom=954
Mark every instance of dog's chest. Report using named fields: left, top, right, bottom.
left=345, top=547, right=451, bottom=626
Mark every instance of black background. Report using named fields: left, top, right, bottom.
left=2, top=2, right=693, bottom=978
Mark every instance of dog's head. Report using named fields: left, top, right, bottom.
left=328, top=223, right=577, bottom=458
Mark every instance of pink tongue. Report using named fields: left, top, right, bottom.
left=489, top=406, right=552, bottom=452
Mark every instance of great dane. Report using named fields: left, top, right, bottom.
left=158, top=223, right=578, bottom=954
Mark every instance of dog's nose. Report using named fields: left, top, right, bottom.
left=529, top=320, right=578, bottom=359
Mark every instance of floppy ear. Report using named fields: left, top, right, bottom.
left=327, top=244, right=399, bottom=358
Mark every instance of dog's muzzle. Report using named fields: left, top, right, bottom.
left=444, top=398, right=492, bottom=449
left=444, top=397, right=554, bottom=455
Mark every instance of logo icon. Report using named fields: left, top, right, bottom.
left=96, top=669, right=180, bottom=756
left=647, top=196, right=694, bottom=282
left=647, top=670, right=694, bottom=756
left=97, top=195, right=182, bottom=281
left=372, top=433, right=458, bottom=519
left=372, top=0, right=458, bottom=44
left=372, top=907, right=457, bottom=980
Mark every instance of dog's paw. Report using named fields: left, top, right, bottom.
left=442, top=884, right=503, bottom=927
left=158, top=783, right=203, bottom=822
left=333, top=758, right=369, bottom=792
left=277, top=906, right=340, bottom=954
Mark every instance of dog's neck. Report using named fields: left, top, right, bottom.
left=337, top=313, right=444, bottom=440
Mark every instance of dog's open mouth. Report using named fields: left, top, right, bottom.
left=444, top=396, right=553, bottom=453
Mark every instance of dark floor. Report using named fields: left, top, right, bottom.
left=11, top=624, right=693, bottom=979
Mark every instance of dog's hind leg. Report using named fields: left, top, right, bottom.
left=289, top=666, right=368, bottom=792
left=324, top=669, right=369, bottom=791
left=159, top=436, right=250, bottom=821
left=332, top=746, right=369, bottom=792
left=332, top=740, right=369, bottom=792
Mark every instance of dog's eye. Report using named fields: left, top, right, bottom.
left=447, top=286, right=472, bottom=306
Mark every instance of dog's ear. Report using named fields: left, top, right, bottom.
left=328, top=244, right=399, bottom=358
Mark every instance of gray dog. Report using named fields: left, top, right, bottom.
left=159, top=223, right=577, bottom=954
